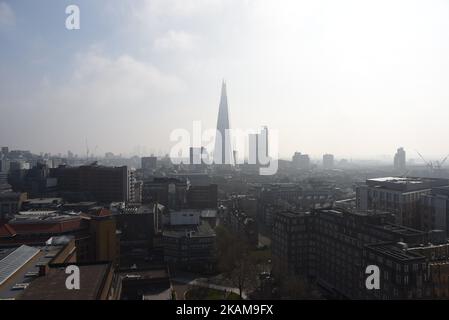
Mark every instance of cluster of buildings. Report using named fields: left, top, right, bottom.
left=270, top=176, right=449, bottom=299
left=291, top=153, right=335, bottom=171
left=0, top=148, right=221, bottom=300
left=253, top=182, right=343, bottom=229
left=2, top=79, right=447, bottom=302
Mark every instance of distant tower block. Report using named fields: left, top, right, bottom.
left=394, top=147, right=406, bottom=171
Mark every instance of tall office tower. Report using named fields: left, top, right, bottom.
left=249, top=126, right=269, bottom=165
left=394, top=147, right=406, bottom=171
left=214, top=80, right=234, bottom=165
left=259, top=126, right=269, bottom=161
left=323, top=154, right=334, bottom=169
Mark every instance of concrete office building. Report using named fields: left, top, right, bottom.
left=420, top=186, right=449, bottom=235
left=272, top=207, right=449, bottom=299
left=51, top=164, right=133, bottom=203
left=356, top=177, right=449, bottom=228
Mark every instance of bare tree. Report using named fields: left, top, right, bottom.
left=215, top=225, right=257, bottom=298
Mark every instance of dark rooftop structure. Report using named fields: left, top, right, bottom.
left=18, top=262, right=115, bottom=300
left=118, top=266, right=172, bottom=300
left=162, top=221, right=215, bottom=239
left=365, top=242, right=426, bottom=262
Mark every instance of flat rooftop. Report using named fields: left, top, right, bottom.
left=369, top=177, right=424, bottom=184
left=366, top=177, right=449, bottom=192
left=377, top=224, right=426, bottom=237
left=119, top=267, right=171, bottom=300
left=11, top=213, right=80, bottom=224
left=0, top=243, right=66, bottom=300
left=431, top=186, right=449, bottom=197
left=24, top=198, right=62, bottom=205
left=366, top=242, right=425, bottom=262
left=18, top=262, right=112, bottom=300
left=163, top=221, right=215, bottom=238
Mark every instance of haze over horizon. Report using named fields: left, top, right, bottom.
left=1, top=0, right=449, bottom=160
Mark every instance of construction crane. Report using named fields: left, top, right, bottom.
left=434, top=154, right=449, bottom=172
left=416, top=151, right=449, bottom=176
left=416, top=151, right=433, bottom=171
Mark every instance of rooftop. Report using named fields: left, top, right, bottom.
left=0, top=242, right=67, bottom=300
left=431, top=186, right=449, bottom=197
left=366, top=177, right=449, bottom=192
left=163, top=221, right=215, bottom=238
left=369, top=177, right=425, bottom=184
left=119, top=267, right=171, bottom=300
left=11, top=213, right=81, bottom=224
left=18, top=262, right=112, bottom=300
left=23, top=198, right=62, bottom=205
left=366, top=242, right=425, bottom=262
left=376, top=223, right=426, bottom=237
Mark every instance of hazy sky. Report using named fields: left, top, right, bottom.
left=1, top=0, right=449, bottom=160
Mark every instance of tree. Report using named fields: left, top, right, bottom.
left=215, top=225, right=257, bottom=298
left=230, top=253, right=257, bottom=297
left=271, top=258, right=322, bottom=299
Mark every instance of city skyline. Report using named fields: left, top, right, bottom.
left=3, top=0, right=449, bottom=305
left=1, top=0, right=449, bottom=158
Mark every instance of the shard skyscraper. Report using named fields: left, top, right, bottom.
left=214, top=80, right=234, bottom=165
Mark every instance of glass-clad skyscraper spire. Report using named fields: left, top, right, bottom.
left=214, top=80, right=234, bottom=165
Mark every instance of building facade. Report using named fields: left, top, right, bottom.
left=271, top=207, right=449, bottom=299
left=356, top=177, right=449, bottom=229
left=51, top=164, right=133, bottom=203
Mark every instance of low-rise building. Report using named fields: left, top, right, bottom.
left=118, top=266, right=172, bottom=300
left=162, top=222, right=216, bottom=272
left=18, top=262, right=119, bottom=300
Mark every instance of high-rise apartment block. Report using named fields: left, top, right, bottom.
left=394, top=147, right=406, bottom=171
